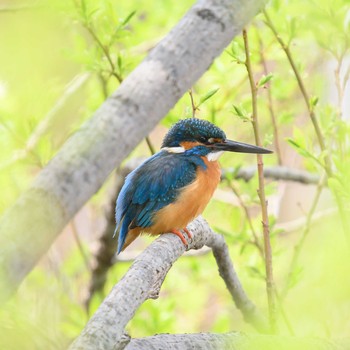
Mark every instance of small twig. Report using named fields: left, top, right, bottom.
left=145, top=136, right=156, bottom=155
left=257, top=31, right=283, bottom=165
left=342, top=62, right=350, bottom=94
left=70, top=219, right=92, bottom=273
left=281, top=173, right=327, bottom=299
left=188, top=88, right=198, bottom=117
left=263, top=10, right=332, bottom=176
left=274, top=290, right=295, bottom=336
left=208, top=233, right=269, bottom=332
left=227, top=181, right=264, bottom=258
left=98, top=73, right=109, bottom=99
left=73, top=0, right=124, bottom=86
left=243, top=28, right=277, bottom=332
left=85, top=25, right=123, bottom=83
left=334, top=54, right=345, bottom=113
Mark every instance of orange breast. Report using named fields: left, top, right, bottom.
left=148, top=157, right=221, bottom=235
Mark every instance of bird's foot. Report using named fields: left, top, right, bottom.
left=170, top=228, right=192, bottom=247
left=170, top=229, right=189, bottom=247
left=183, top=227, right=192, bottom=239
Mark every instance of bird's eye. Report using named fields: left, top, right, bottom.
left=198, top=136, right=207, bottom=143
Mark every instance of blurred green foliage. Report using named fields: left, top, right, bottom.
left=0, top=0, right=349, bottom=348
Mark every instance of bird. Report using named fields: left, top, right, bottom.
left=114, top=118, right=272, bottom=254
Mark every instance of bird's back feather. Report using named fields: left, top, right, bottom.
left=115, top=150, right=206, bottom=253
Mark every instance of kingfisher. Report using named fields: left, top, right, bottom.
left=114, top=118, right=272, bottom=254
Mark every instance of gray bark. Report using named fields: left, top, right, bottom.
left=222, top=166, right=320, bottom=184
left=126, top=333, right=349, bottom=350
left=68, top=217, right=266, bottom=350
left=0, top=0, right=265, bottom=303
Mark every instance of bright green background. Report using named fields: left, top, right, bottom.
left=0, top=0, right=349, bottom=348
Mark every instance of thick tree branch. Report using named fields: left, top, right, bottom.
left=69, top=217, right=267, bottom=350
left=0, top=0, right=265, bottom=302
left=126, top=332, right=349, bottom=350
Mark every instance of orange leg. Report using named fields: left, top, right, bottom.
left=170, top=229, right=189, bottom=246
left=183, top=227, right=192, bottom=239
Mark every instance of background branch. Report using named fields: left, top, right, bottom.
left=222, top=166, right=320, bottom=184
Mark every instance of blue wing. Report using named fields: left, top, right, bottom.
left=114, top=150, right=206, bottom=253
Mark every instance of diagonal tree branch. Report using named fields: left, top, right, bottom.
left=0, top=0, right=266, bottom=303
left=68, top=216, right=268, bottom=350
left=126, top=332, right=349, bottom=350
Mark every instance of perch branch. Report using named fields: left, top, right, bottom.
left=69, top=216, right=268, bottom=350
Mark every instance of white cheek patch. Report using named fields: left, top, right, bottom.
left=207, top=151, right=224, bottom=161
left=161, top=146, right=185, bottom=153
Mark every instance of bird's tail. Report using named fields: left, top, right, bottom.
left=119, top=228, right=141, bottom=253
left=114, top=216, right=142, bottom=254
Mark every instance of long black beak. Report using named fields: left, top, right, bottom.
left=210, top=139, right=273, bottom=154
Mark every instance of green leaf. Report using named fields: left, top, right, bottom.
left=232, top=105, right=244, bottom=117
left=258, top=73, right=274, bottom=87
left=226, top=40, right=245, bottom=63
left=232, top=104, right=250, bottom=122
left=117, top=54, right=123, bottom=71
left=263, top=133, right=273, bottom=146
left=292, top=127, right=306, bottom=149
left=309, top=95, right=319, bottom=110
left=121, top=10, right=136, bottom=26
left=247, top=266, right=265, bottom=280
left=279, top=111, right=293, bottom=124
left=197, top=88, right=219, bottom=107
left=286, top=138, right=323, bottom=167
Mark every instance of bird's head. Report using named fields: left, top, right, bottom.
left=161, top=118, right=272, bottom=159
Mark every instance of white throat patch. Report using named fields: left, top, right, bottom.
left=161, top=146, right=185, bottom=154
left=206, top=151, right=224, bottom=161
